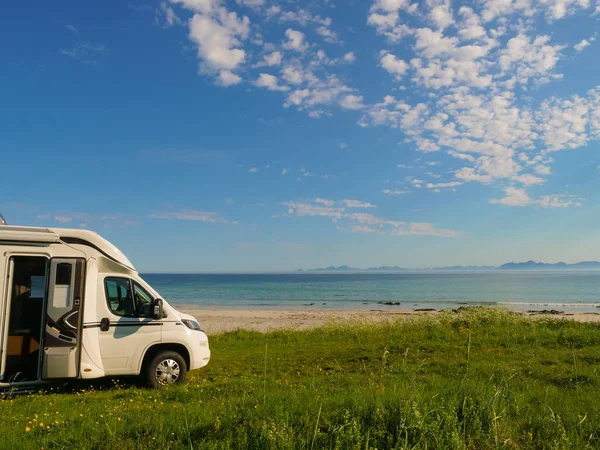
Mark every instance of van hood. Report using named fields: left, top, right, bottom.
left=179, top=312, right=199, bottom=323
left=168, top=307, right=200, bottom=324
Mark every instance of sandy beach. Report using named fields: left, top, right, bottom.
left=183, top=307, right=600, bottom=334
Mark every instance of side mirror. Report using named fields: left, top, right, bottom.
left=152, top=298, right=164, bottom=320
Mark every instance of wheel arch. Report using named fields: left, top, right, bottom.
left=139, top=343, right=191, bottom=373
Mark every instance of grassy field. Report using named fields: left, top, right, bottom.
left=3, top=308, right=600, bottom=449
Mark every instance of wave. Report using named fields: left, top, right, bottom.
left=499, top=302, right=600, bottom=308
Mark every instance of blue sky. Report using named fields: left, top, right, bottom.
left=2, top=0, right=600, bottom=272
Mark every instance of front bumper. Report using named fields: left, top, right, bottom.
left=189, top=331, right=211, bottom=370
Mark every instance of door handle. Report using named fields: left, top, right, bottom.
left=100, top=318, right=110, bottom=332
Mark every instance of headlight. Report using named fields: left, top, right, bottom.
left=182, top=319, right=202, bottom=331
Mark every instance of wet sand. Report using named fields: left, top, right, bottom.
left=181, top=307, right=600, bottom=334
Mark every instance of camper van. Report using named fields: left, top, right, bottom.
left=0, top=218, right=210, bottom=389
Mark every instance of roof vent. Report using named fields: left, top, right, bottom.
left=0, top=214, right=6, bottom=225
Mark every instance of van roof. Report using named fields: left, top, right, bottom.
left=0, top=225, right=135, bottom=270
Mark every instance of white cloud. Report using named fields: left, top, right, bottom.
left=160, top=2, right=183, bottom=26
left=344, top=52, right=356, bottom=63
left=544, top=0, right=592, bottom=20
left=384, top=189, right=409, bottom=195
left=360, top=57, right=600, bottom=200
left=574, top=38, right=591, bottom=52
left=255, top=73, right=289, bottom=91
left=425, top=181, right=462, bottom=189
left=283, top=200, right=344, bottom=220
left=249, top=167, right=258, bottom=172
left=283, top=29, right=308, bottom=52
left=187, top=7, right=250, bottom=84
left=339, top=142, right=348, bottom=149
left=38, top=212, right=122, bottom=227
left=283, top=72, right=357, bottom=115
left=536, top=94, right=591, bottom=151
left=455, top=168, right=492, bottom=183
left=380, top=51, right=409, bottom=79
left=342, top=200, right=376, bottom=208
left=281, top=168, right=288, bottom=175
left=281, top=66, right=305, bottom=85
left=283, top=199, right=459, bottom=237
left=339, top=94, right=365, bottom=110
left=345, top=225, right=378, bottom=233
left=408, top=177, right=425, bottom=188
left=150, top=210, right=231, bottom=223
left=511, top=173, right=545, bottom=186
left=430, top=5, right=454, bottom=30
left=258, top=51, right=283, bottom=67
left=272, top=8, right=331, bottom=27
left=217, top=70, right=242, bottom=86
left=169, top=1, right=363, bottom=118
left=490, top=187, right=531, bottom=206
left=165, top=0, right=600, bottom=211
left=61, top=43, right=110, bottom=64
left=498, top=34, right=564, bottom=86
left=490, top=188, right=582, bottom=207
left=536, top=194, right=582, bottom=208
left=317, top=25, right=340, bottom=44
left=315, top=198, right=335, bottom=206
left=368, top=0, right=415, bottom=42
left=170, top=0, right=222, bottom=14
left=534, top=165, right=552, bottom=175
left=236, top=0, right=264, bottom=7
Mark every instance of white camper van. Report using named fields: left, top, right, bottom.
left=0, top=218, right=210, bottom=389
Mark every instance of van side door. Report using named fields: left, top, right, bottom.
left=42, top=258, right=85, bottom=379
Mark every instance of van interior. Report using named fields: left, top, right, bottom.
left=2, top=256, right=47, bottom=382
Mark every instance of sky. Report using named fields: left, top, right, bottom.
left=1, top=0, right=600, bottom=272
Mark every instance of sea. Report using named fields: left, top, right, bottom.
left=141, top=272, right=600, bottom=313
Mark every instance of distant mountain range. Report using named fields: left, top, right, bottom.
left=297, top=261, right=600, bottom=272
left=497, top=260, right=600, bottom=270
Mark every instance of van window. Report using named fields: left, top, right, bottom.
left=56, top=263, right=72, bottom=285
left=133, top=283, right=153, bottom=308
left=53, top=263, right=73, bottom=308
left=105, top=278, right=155, bottom=318
left=105, top=278, right=135, bottom=317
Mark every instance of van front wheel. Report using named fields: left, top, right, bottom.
left=145, top=351, right=187, bottom=388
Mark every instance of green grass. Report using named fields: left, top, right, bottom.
left=3, top=308, right=600, bottom=449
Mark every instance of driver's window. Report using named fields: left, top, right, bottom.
left=105, top=277, right=135, bottom=317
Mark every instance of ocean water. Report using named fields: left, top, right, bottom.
left=141, top=272, right=600, bottom=313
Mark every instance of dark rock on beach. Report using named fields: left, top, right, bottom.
left=527, top=309, right=564, bottom=315
left=452, top=306, right=483, bottom=313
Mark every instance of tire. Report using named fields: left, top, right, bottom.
left=144, top=351, right=187, bottom=388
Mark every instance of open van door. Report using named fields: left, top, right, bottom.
left=0, top=258, right=15, bottom=380
left=42, top=258, right=85, bottom=379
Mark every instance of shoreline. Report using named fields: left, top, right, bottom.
left=182, top=307, right=600, bottom=334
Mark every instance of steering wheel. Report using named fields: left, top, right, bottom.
left=138, top=302, right=153, bottom=318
